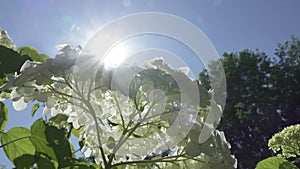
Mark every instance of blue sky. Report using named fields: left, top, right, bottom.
left=2, top=1, right=300, bottom=56
left=1, top=0, right=300, bottom=167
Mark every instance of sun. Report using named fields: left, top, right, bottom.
left=103, top=43, right=128, bottom=69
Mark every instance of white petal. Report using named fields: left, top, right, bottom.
left=55, top=44, right=69, bottom=51
left=42, top=107, right=51, bottom=116
left=20, top=60, right=33, bottom=72
left=24, top=96, right=34, bottom=103
left=63, top=106, right=72, bottom=114
left=10, top=89, right=21, bottom=101
left=73, top=120, right=80, bottom=129
left=51, top=108, right=60, bottom=117
left=178, top=67, right=190, bottom=75
left=94, top=155, right=102, bottom=164
left=35, top=94, right=48, bottom=102
left=78, top=114, right=87, bottom=126
left=67, top=115, right=76, bottom=123
left=12, top=97, right=28, bottom=111
left=46, top=97, right=55, bottom=108
left=83, top=147, right=92, bottom=157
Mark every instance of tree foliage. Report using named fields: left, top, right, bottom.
left=200, top=36, right=300, bottom=168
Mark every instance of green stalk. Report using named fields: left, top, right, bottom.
left=107, top=101, right=157, bottom=166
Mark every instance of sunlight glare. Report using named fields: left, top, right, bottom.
left=103, top=43, right=128, bottom=69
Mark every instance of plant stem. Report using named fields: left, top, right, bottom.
left=66, top=78, right=109, bottom=168
left=82, top=98, right=108, bottom=168
left=112, top=92, right=125, bottom=129
left=108, top=102, right=156, bottom=166
left=111, top=154, right=186, bottom=167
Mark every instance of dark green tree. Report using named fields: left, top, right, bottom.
left=200, top=36, right=300, bottom=169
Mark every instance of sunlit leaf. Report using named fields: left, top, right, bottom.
left=0, top=127, right=35, bottom=163
left=30, top=119, right=57, bottom=161
left=0, top=101, right=8, bottom=131
left=31, top=118, right=73, bottom=168
left=17, top=46, right=49, bottom=62
left=31, top=103, right=40, bottom=117
left=71, top=126, right=84, bottom=138
left=49, top=113, right=68, bottom=129
left=255, top=157, right=298, bottom=169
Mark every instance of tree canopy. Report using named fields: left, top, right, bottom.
left=199, top=36, right=300, bottom=169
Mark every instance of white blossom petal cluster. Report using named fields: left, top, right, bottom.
left=0, top=45, right=237, bottom=168
left=0, top=27, right=16, bottom=49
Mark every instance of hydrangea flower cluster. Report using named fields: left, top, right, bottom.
left=0, top=45, right=237, bottom=168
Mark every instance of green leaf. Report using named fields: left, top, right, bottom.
left=49, top=113, right=68, bottom=129
left=63, top=158, right=99, bottom=169
left=185, top=142, right=201, bottom=157
left=199, top=137, right=215, bottom=157
left=0, top=46, right=30, bottom=85
left=0, top=127, right=35, bottom=163
left=46, top=124, right=73, bottom=167
left=36, top=154, right=58, bottom=169
left=132, top=133, right=143, bottom=138
left=49, top=114, right=84, bottom=138
left=107, top=136, right=116, bottom=149
left=0, top=101, right=8, bottom=131
left=255, top=157, right=298, bottom=169
left=31, top=103, right=40, bottom=117
left=116, top=165, right=127, bottom=169
left=13, top=154, right=35, bottom=168
left=31, top=118, right=73, bottom=168
left=107, top=119, right=119, bottom=127
left=17, top=46, right=49, bottom=62
left=13, top=153, right=59, bottom=169
left=0, top=77, right=6, bottom=88
left=71, top=126, right=84, bottom=138
left=30, top=119, right=57, bottom=161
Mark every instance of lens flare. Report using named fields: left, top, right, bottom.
left=103, top=43, right=128, bottom=69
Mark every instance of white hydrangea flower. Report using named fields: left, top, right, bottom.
left=0, top=45, right=237, bottom=168
left=0, top=28, right=16, bottom=49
